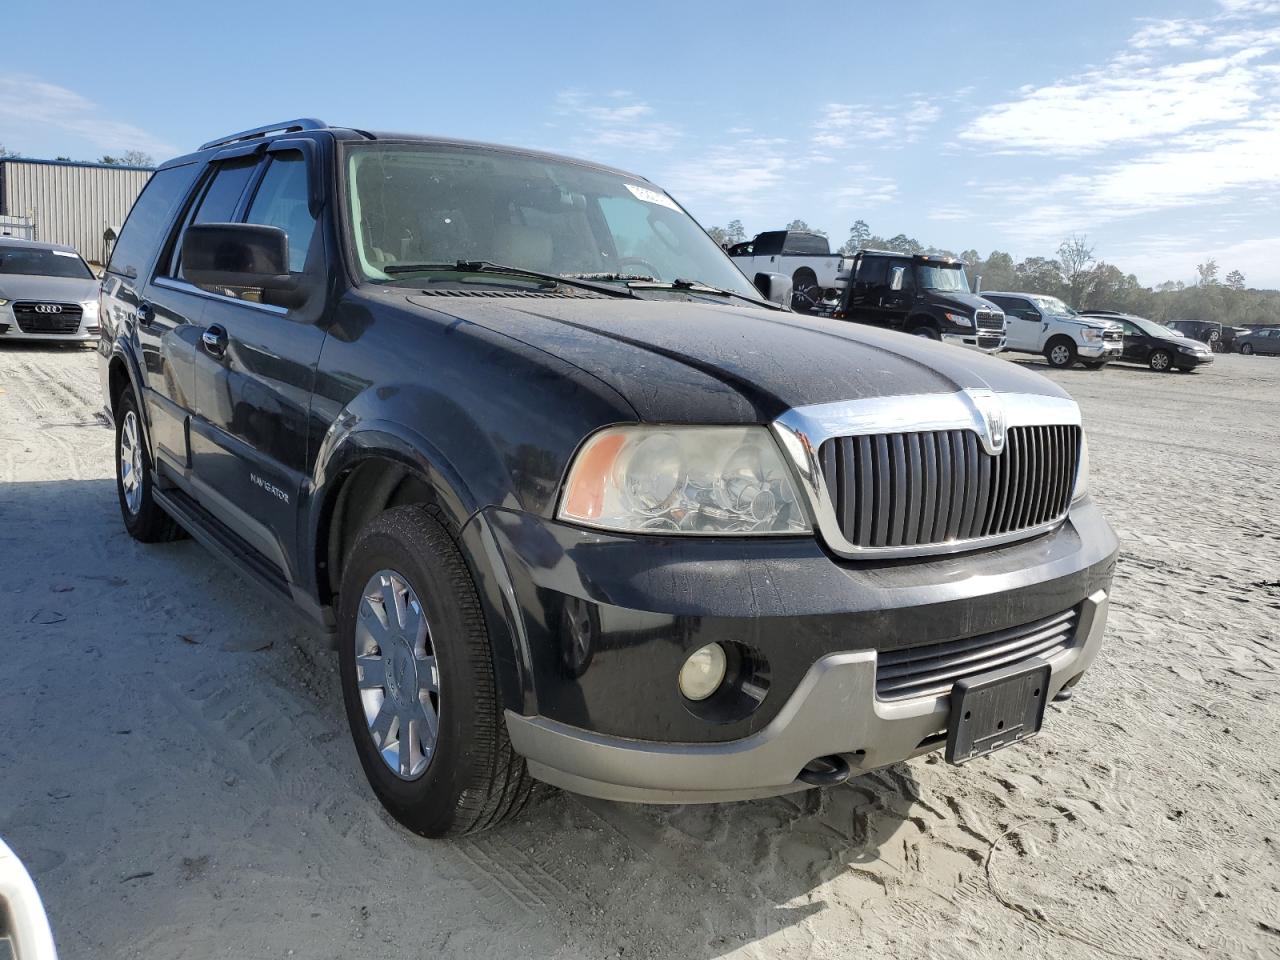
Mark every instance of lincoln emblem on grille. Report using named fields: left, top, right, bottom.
left=965, top=389, right=1007, bottom=456
left=34, top=304, right=64, bottom=314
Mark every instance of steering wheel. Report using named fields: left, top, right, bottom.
left=614, top=256, right=663, bottom=281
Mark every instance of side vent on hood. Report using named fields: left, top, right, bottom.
left=412, top=289, right=606, bottom=299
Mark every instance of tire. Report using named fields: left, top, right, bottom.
left=1241, top=343, right=1254, bottom=355
left=114, top=388, right=184, bottom=542
left=909, top=324, right=940, bottom=340
left=1149, top=349, right=1173, bottom=372
left=790, top=271, right=820, bottom=314
left=1044, top=337, right=1077, bottom=368
left=337, top=505, right=532, bottom=837
left=1080, top=360, right=1105, bottom=370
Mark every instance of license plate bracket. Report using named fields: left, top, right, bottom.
left=945, top=659, right=1051, bottom=764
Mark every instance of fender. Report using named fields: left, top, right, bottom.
left=105, top=339, right=153, bottom=452
left=303, top=412, right=532, bottom=715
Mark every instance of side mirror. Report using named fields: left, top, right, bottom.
left=889, top=265, right=905, bottom=292
left=753, top=272, right=793, bottom=307
left=183, top=223, right=297, bottom=296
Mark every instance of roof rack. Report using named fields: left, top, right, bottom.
left=200, top=118, right=328, bottom=151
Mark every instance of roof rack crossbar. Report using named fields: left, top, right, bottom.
left=200, top=118, right=328, bottom=151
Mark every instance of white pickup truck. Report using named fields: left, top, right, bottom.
left=981, top=291, right=1124, bottom=369
left=728, top=230, right=852, bottom=311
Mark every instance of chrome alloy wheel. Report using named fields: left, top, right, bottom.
left=1050, top=344, right=1072, bottom=366
left=1151, top=351, right=1170, bottom=371
left=355, top=569, right=441, bottom=780
left=119, top=410, right=144, bottom=515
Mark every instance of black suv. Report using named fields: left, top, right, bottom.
left=100, top=119, right=1117, bottom=837
left=831, top=250, right=1006, bottom=352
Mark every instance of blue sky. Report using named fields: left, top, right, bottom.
left=3, top=0, right=1279, bottom=286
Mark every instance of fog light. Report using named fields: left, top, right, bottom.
left=678, top=643, right=727, bottom=701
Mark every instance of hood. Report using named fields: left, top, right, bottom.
left=403, top=293, right=1068, bottom=423
left=0, top=274, right=99, bottom=304
left=926, top=291, right=1003, bottom=314
left=1058, top=315, right=1117, bottom=331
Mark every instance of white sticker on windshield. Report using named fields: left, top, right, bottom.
left=625, top=183, right=680, bottom=211
left=52, top=250, right=78, bottom=258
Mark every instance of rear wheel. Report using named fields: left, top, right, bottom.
left=790, top=271, right=820, bottom=313
left=338, top=505, right=533, bottom=837
left=1045, top=337, right=1077, bottom=368
left=1149, top=349, right=1173, bottom=372
left=114, top=388, right=184, bottom=542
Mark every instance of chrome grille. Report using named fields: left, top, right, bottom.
left=877, top=607, right=1079, bottom=700
left=13, top=302, right=83, bottom=334
left=975, top=310, right=1004, bottom=331
left=818, top=424, right=1080, bottom=549
left=1103, top=328, right=1123, bottom=342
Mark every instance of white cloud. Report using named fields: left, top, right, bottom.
left=553, top=90, right=680, bottom=152
left=813, top=97, right=942, bottom=149
left=0, top=74, right=176, bottom=158
left=1110, top=232, right=1280, bottom=287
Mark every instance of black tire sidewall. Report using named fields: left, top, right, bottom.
left=337, top=510, right=491, bottom=836
left=1045, top=338, right=1077, bottom=368
left=910, top=324, right=941, bottom=340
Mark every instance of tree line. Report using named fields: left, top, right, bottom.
left=707, top=218, right=1278, bottom=328
left=0, top=144, right=154, bottom=167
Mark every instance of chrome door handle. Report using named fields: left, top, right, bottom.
left=201, top=325, right=228, bottom=358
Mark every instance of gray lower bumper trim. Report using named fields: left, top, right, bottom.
left=506, top=591, right=1110, bottom=804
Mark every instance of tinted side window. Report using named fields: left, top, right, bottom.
left=106, top=164, right=200, bottom=279
left=244, top=152, right=316, bottom=273
left=782, top=233, right=830, bottom=256
left=855, top=256, right=887, bottom=290
left=164, top=157, right=260, bottom=280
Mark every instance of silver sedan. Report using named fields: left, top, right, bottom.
left=0, top=239, right=101, bottom=343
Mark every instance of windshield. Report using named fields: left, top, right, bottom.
left=916, top=264, right=970, bottom=293
left=0, top=245, right=94, bottom=280
left=344, top=143, right=757, bottom=297
left=1029, top=295, right=1076, bottom=317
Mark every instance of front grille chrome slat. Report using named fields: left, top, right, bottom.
left=818, top=424, right=1081, bottom=552
left=876, top=607, right=1080, bottom=701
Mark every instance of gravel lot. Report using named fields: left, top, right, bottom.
left=2, top=343, right=1277, bottom=960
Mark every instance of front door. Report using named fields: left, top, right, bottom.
left=1117, top=320, right=1149, bottom=363
left=188, top=146, right=328, bottom=578
left=846, top=255, right=890, bottom=325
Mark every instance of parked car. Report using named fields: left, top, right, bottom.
left=1164, top=319, right=1243, bottom=352
left=831, top=250, right=1006, bottom=352
left=0, top=238, right=101, bottom=344
left=728, top=230, right=853, bottom=311
left=100, top=118, right=1117, bottom=837
left=1085, top=313, right=1214, bottom=371
left=0, top=837, right=59, bottom=960
left=981, top=292, right=1122, bottom=369
left=1237, top=327, right=1280, bottom=355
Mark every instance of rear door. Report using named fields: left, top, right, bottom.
left=987, top=296, right=1041, bottom=351
left=188, top=143, right=327, bottom=577
left=102, top=161, right=203, bottom=465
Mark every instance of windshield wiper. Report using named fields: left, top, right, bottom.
left=626, top=277, right=783, bottom=310
left=381, top=260, right=636, bottom=298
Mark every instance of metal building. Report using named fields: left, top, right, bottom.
left=0, top=158, right=153, bottom=266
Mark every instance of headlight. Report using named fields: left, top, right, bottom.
left=1072, top=433, right=1090, bottom=501
left=559, top=425, right=811, bottom=535
left=944, top=311, right=974, bottom=329
left=0, top=298, right=9, bottom=307
left=1081, top=328, right=1102, bottom=342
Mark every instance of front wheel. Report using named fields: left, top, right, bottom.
left=338, top=505, right=533, bottom=837
left=1241, top=343, right=1254, bottom=355
left=114, top=388, right=184, bottom=542
left=909, top=324, right=941, bottom=340
left=1080, top=360, right=1106, bottom=370
left=1045, top=338, right=1077, bottom=368
left=1149, top=350, right=1173, bottom=372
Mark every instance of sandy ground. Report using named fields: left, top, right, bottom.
left=1, top=342, right=1278, bottom=960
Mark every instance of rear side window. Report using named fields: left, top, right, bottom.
left=106, top=164, right=200, bottom=279
left=782, top=233, right=829, bottom=256
left=244, top=152, right=316, bottom=273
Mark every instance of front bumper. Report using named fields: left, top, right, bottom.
left=1174, top=351, right=1214, bottom=369
left=477, top=497, right=1118, bottom=803
left=1078, top=341, right=1122, bottom=360
left=0, top=309, right=98, bottom=342
left=943, top=331, right=1006, bottom=353
left=508, top=590, right=1108, bottom=803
